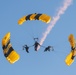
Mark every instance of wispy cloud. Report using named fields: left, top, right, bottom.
left=38, top=0, right=73, bottom=50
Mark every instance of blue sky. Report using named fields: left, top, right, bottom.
left=0, top=0, right=76, bottom=75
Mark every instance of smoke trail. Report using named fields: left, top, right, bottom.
left=38, top=0, right=72, bottom=50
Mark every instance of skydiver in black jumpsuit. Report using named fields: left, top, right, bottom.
left=44, top=46, right=54, bottom=52
left=33, top=41, right=41, bottom=51
left=23, top=45, right=29, bottom=53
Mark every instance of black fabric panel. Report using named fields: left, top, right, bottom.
left=4, top=46, right=14, bottom=57
left=35, top=14, right=42, bottom=20
left=26, top=14, right=32, bottom=20
left=71, top=56, right=75, bottom=59
left=2, top=40, right=10, bottom=50
left=71, top=47, right=75, bottom=50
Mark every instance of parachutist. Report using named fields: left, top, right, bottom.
left=23, top=45, right=29, bottom=53
left=33, top=41, right=41, bottom=51
left=44, top=46, right=54, bottom=52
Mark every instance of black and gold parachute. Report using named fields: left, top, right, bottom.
left=65, top=34, right=76, bottom=66
left=18, top=13, right=51, bottom=25
left=2, top=32, right=20, bottom=64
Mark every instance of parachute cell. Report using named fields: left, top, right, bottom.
left=68, top=34, right=75, bottom=48
left=2, top=32, right=20, bottom=64
left=65, top=51, right=74, bottom=66
left=18, top=13, right=51, bottom=25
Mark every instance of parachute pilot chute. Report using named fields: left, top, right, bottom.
left=18, top=13, right=51, bottom=25
left=2, top=32, right=20, bottom=64
left=65, top=34, right=76, bottom=66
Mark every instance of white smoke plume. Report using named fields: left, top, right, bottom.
left=38, top=0, right=72, bottom=50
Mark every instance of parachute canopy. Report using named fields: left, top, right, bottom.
left=65, top=34, right=76, bottom=66
left=18, top=13, right=51, bottom=25
left=2, top=32, right=20, bottom=64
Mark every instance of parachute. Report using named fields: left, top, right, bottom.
left=65, top=34, right=76, bottom=66
left=2, top=32, right=20, bottom=64
left=18, top=13, right=51, bottom=25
